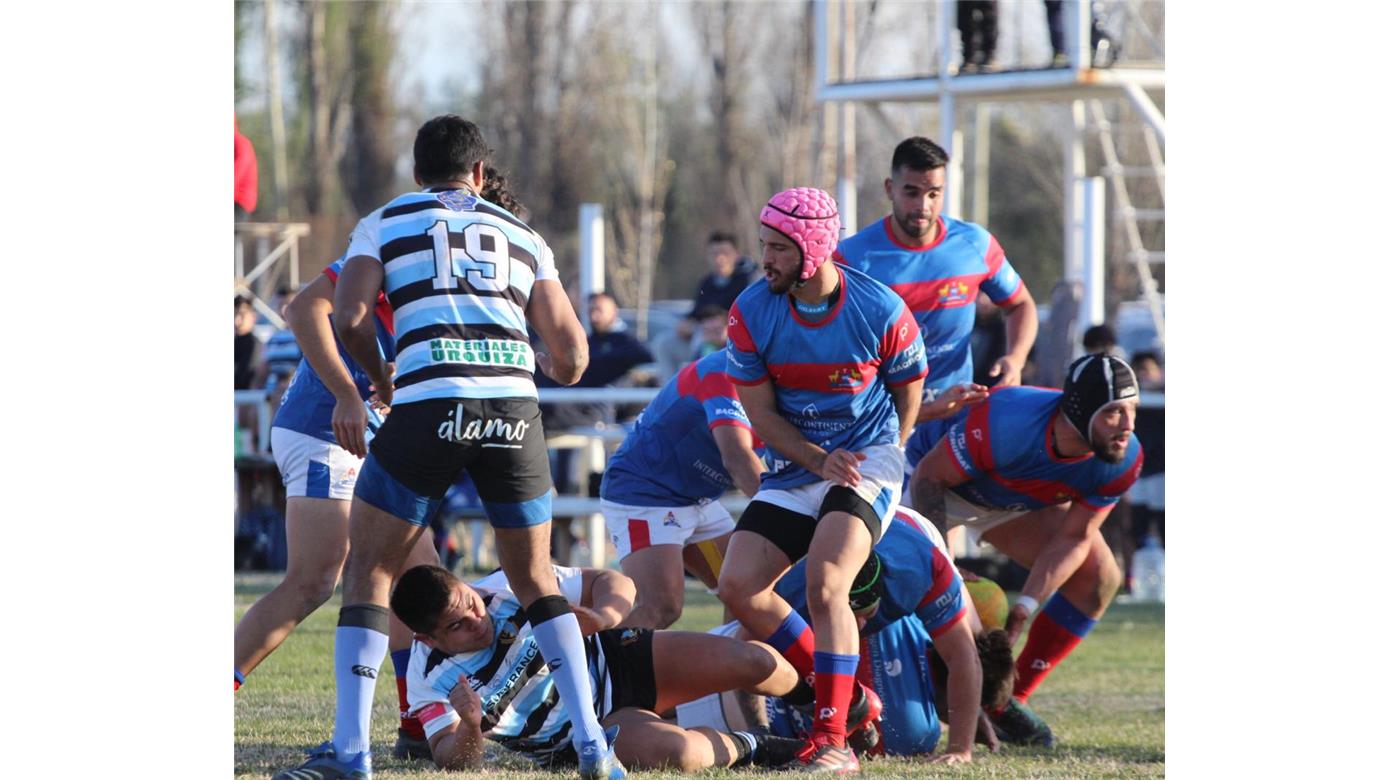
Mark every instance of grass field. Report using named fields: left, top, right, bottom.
left=235, top=572, right=1164, bottom=779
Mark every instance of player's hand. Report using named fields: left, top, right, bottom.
left=932, top=383, right=989, bottom=418
left=975, top=709, right=1002, bottom=752
left=371, top=362, right=396, bottom=407
left=987, top=355, right=1024, bottom=387
left=449, top=673, right=482, bottom=721
left=1005, top=602, right=1032, bottom=645
left=536, top=351, right=556, bottom=382
left=332, top=394, right=371, bottom=458
left=571, top=605, right=612, bottom=636
left=368, top=391, right=391, bottom=417
left=929, top=750, right=973, bottom=765
left=820, top=449, right=866, bottom=488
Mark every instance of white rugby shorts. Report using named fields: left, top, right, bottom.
left=751, top=443, right=905, bottom=538
left=945, top=491, right=1031, bottom=546
left=602, top=499, right=736, bottom=560
left=271, top=427, right=363, bottom=500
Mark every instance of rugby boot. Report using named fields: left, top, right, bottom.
left=989, top=698, right=1056, bottom=747
left=392, top=727, right=432, bottom=760
left=844, top=682, right=882, bottom=737
left=271, top=741, right=370, bottom=780
left=847, top=721, right=882, bottom=757
left=751, top=733, right=808, bottom=767
left=784, top=738, right=861, bottom=775
left=578, top=724, right=627, bottom=780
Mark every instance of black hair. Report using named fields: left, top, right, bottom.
left=235, top=295, right=252, bottom=310
left=977, top=629, right=1016, bottom=709
left=588, top=291, right=616, bottom=305
left=481, top=164, right=527, bottom=219
left=1082, top=324, right=1118, bottom=351
left=1130, top=350, right=1162, bottom=368
left=891, top=136, right=950, bottom=175
left=413, top=115, right=490, bottom=185
left=390, top=565, right=460, bottom=635
left=690, top=304, right=727, bottom=322
left=708, top=231, right=739, bottom=248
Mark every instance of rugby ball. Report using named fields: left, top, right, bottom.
left=965, top=578, right=1009, bottom=630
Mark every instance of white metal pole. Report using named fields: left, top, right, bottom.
left=1068, top=0, right=1091, bottom=70
left=836, top=0, right=857, bottom=235
left=578, top=203, right=605, bottom=310
left=972, top=103, right=990, bottom=226
left=1078, top=176, right=1106, bottom=330
left=1063, top=100, right=1086, bottom=284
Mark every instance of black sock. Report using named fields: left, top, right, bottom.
left=728, top=731, right=757, bottom=767
left=781, top=678, right=815, bottom=706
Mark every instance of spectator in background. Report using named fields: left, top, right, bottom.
left=1044, top=1, right=1118, bottom=69
left=1082, top=323, right=1125, bottom=359
left=690, top=304, right=729, bottom=360
left=690, top=231, right=757, bottom=316
left=957, top=1, right=999, bottom=74
left=652, top=314, right=697, bottom=381
left=234, top=116, right=258, bottom=221
left=1131, top=350, right=1164, bottom=392
left=235, top=295, right=264, bottom=390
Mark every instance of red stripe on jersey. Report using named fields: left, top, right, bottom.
left=727, top=303, right=757, bottom=352
left=769, top=360, right=879, bottom=394
left=992, top=279, right=1026, bottom=308
left=893, top=508, right=936, bottom=543
left=833, top=248, right=848, bottom=265
left=413, top=702, right=450, bottom=724
left=918, top=545, right=958, bottom=609
left=709, top=418, right=752, bottom=431
left=882, top=216, right=946, bottom=251
left=888, top=273, right=987, bottom=312
left=677, top=361, right=740, bottom=402
left=928, top=606, right=969, bottom=638
left=323, top=266, right=340, bottom=283
left=1043, top=418, right=1094, bottom=463
left=984, top=235, right=1006, bottom=276
left=1098, top=449, right=1144, bottom=497
left=878, top=306, right=922, bottom=362
left=964, top=401, right=995, bottom=473
left=628, top=519, right=652, bottom=552
left=989, top=473, right=1083, bottom=505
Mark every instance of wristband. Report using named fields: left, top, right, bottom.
left=1014, top=594, right=1039, bottom=614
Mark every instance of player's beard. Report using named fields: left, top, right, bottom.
left=765, top=263, right=801, bottom=294
left=1091, top=430, right=1128, bottom=464
left=895, top=210, right=936, bottom=243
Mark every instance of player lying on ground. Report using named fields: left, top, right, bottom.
left=392, top=564, right=809, bottom=773
left=680, top=506, right=1010, bottom=764
left=599, top=350, right=766, bottom=628
left=233, top=255, right=439, bottom=758
left=910, top=353, right=1144, bottom=747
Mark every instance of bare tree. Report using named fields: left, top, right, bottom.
left=342, top=2, right=401, bottom=214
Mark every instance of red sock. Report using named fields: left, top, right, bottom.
left=1012, top=594, right=1098, bottom=702
left=397, top=675, right=426, bottom=740
left=811, top=651, right=858, bottom=747
left=765, top=609, right=816, bottom=683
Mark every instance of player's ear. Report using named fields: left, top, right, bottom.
left=413, top=631, right=432, bottom=647
left=470, top=160, right=485, bottom=192
left=884, top=177, right=894, bottom=200
left=413, top=166, right=423, bottom=187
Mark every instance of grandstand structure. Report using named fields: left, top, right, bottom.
left=814, top=0, right=1165, bottom=351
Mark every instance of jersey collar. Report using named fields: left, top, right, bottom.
left=786, top=263, right=848, bottom=328
left=883, top=215, right=946, bottom=251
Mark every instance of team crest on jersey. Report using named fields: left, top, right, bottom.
left=436, top=190, right=478, bottom=212
left=620, top=628, right=642, bottom=646
left=936, top=281, right=970, bottom=304
left=828, top=367, right=863, bottom=389
left=498, top=623, right=519, bottom=645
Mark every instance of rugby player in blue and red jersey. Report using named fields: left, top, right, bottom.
left=835, top=136, right=1036, bottom=472
left=911, top=353, right=1143, bottom=747
left=716, top=187, right=927, bottom=773
left=599, top=350, right=766, bottom=628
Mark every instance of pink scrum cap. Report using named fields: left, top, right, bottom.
left=759, top=187, right=841, bottom=281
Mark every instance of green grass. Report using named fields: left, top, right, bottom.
left=235, top=573, right=1163, bottom=778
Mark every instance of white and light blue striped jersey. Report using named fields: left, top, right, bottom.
left=406, top=566, right=607, bottom=765
left=346, top=188, right=559, bottom=405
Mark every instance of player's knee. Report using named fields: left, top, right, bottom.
left=805, top=568, right=849, bottom=618
left=651, top=598, right=684, bottom=629
left=286, top=569, right=340, bottom=614
left=673, top=735, right=713, bottom=772
left=715, top=574, right=757, bottom=613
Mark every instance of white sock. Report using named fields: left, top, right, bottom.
left=331, top=613, right=389, bottom=760
left=528, top=603, right=608, bottom=753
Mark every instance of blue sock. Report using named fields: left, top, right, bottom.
left=390, top=648, right=411, bottom=678
left=526, top=596, right=607, bottom=753
left=332, top=605, right=390, bottom=760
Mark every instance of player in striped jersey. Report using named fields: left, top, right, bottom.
left=910, top=353, right=1143, bottom=747
left=275, top=116, right=611, bottom=780
left=393, top=564, right=806, bottom=772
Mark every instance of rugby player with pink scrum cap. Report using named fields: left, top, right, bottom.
left=716, top=187, right=929, bottom=773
